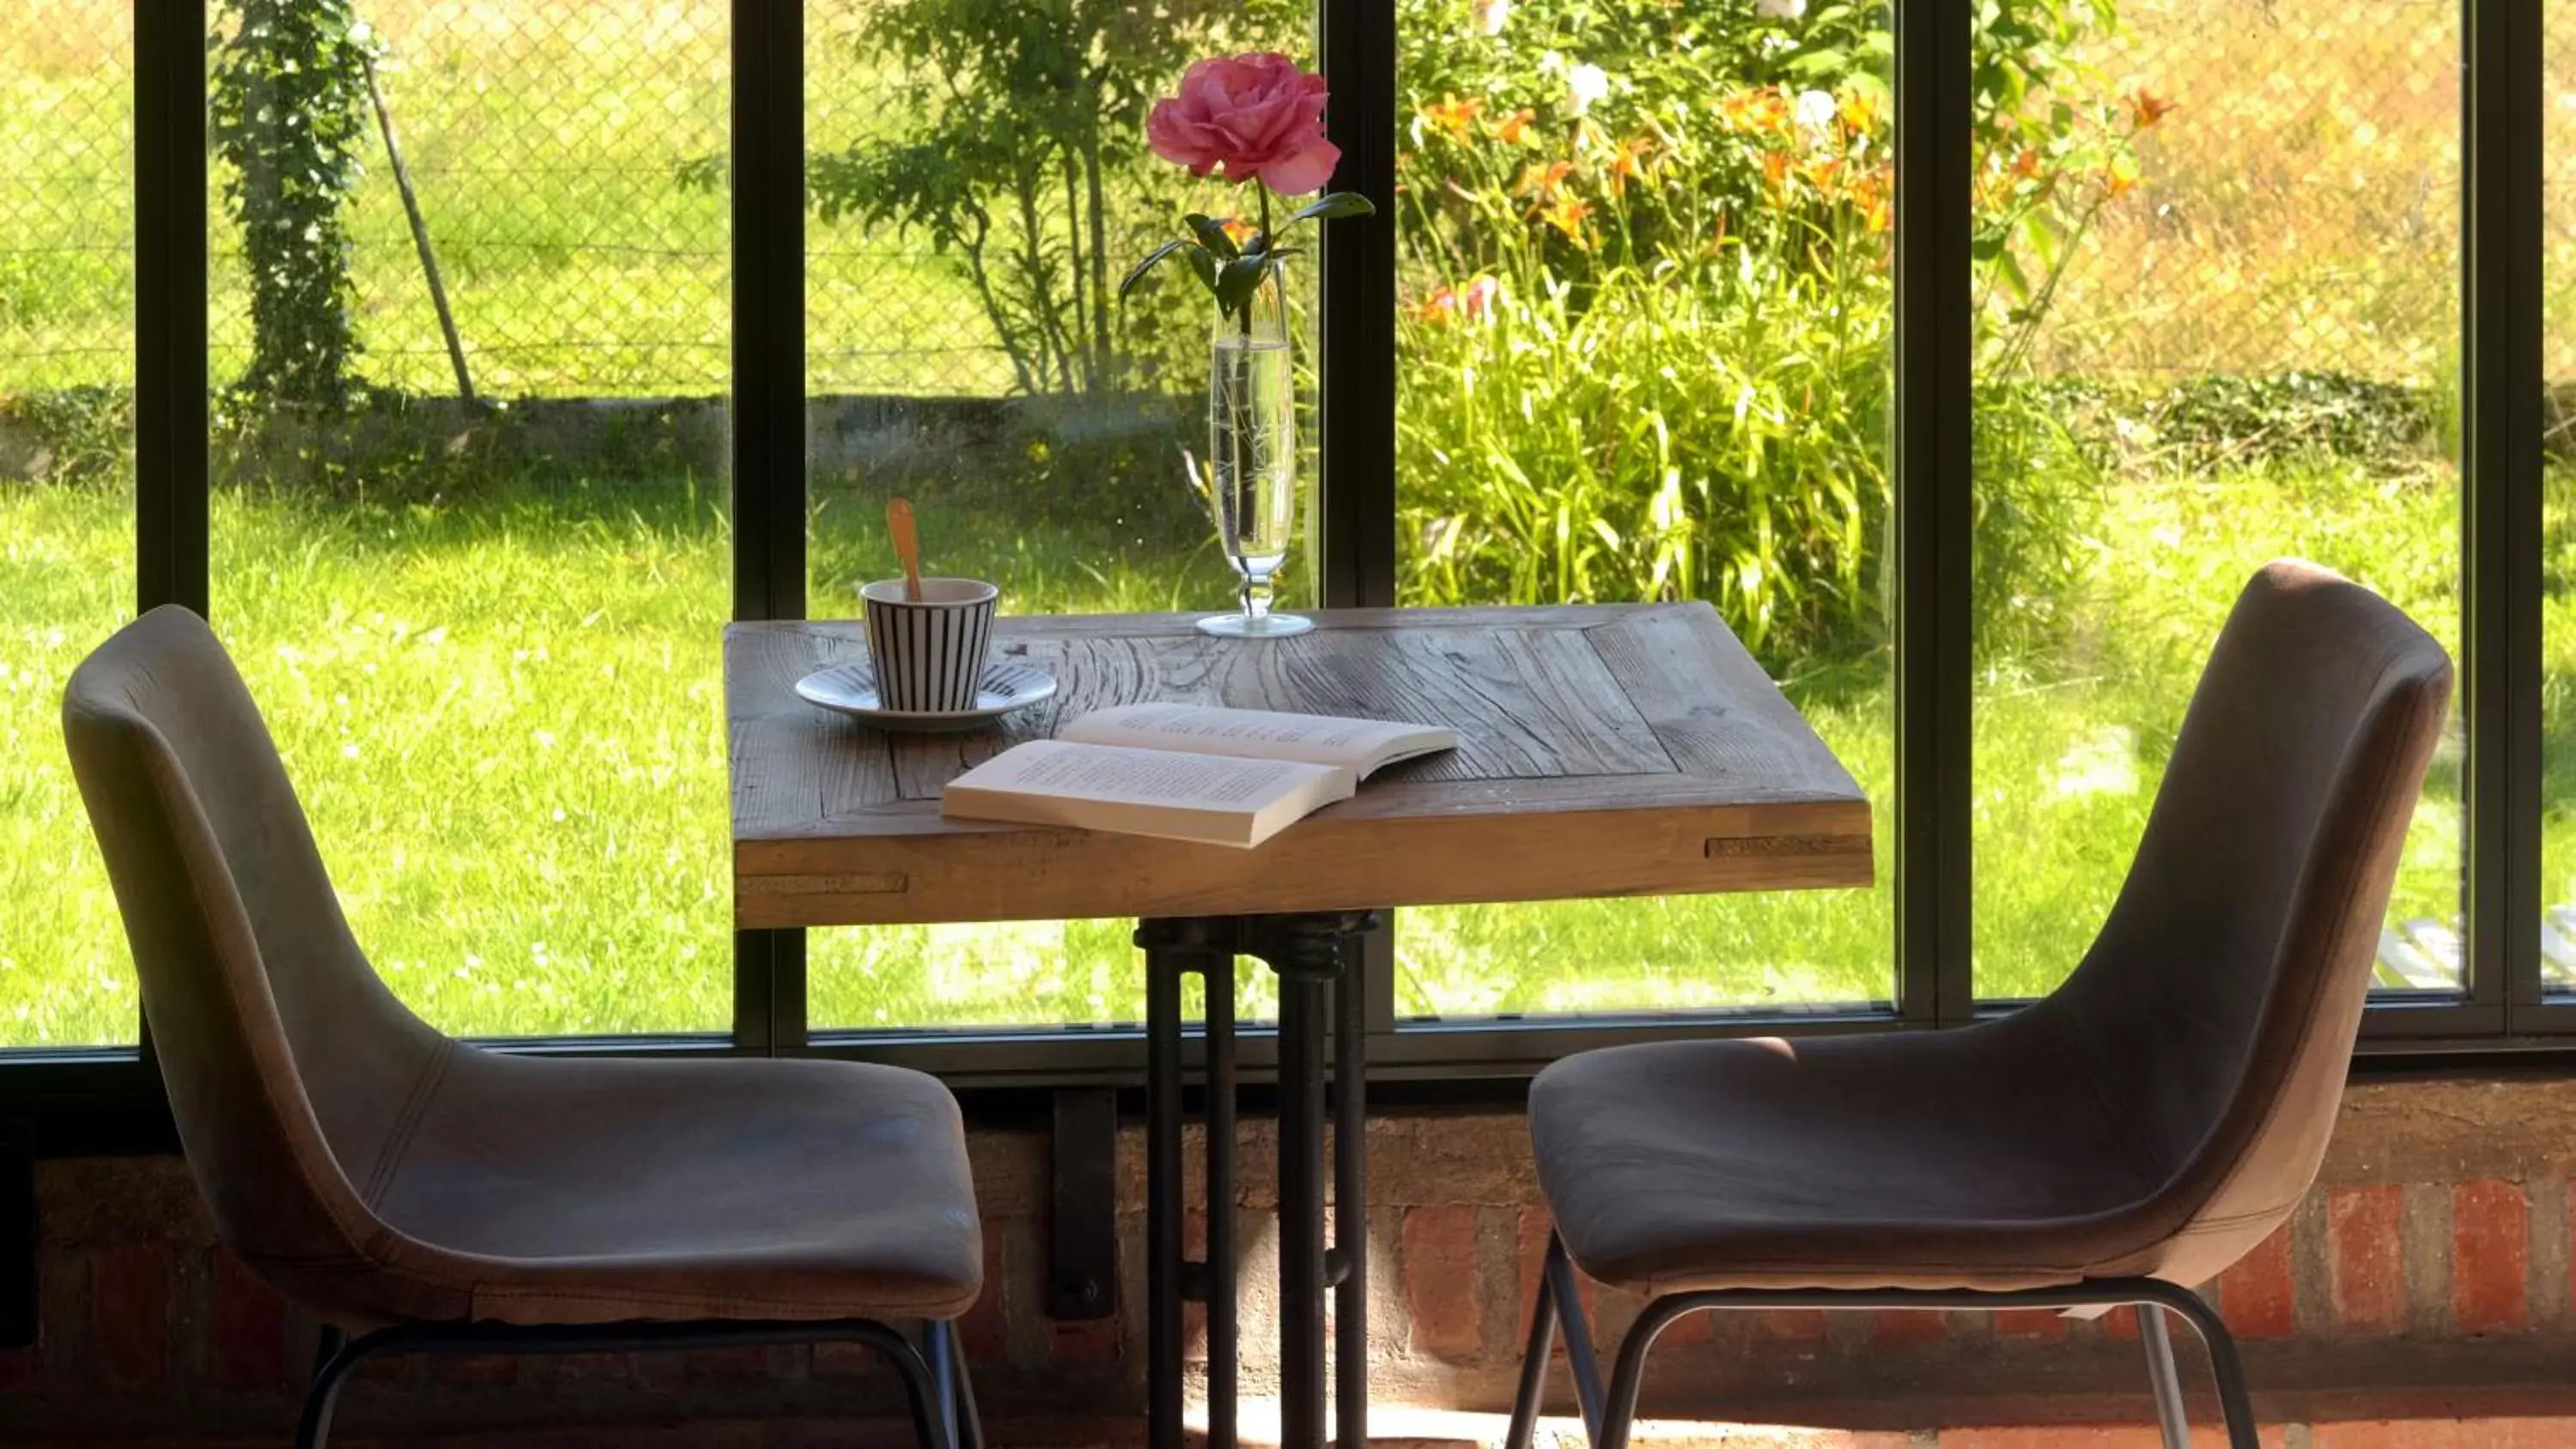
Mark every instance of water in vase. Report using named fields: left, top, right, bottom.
left=1201, top=330, right=1303, bottom=635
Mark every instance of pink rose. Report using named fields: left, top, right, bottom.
left=1147, top=52, right=1342, bottom=197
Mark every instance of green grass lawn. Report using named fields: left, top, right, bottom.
left=0, top=446, right=2500, bottom=1048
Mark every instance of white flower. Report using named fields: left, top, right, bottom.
left=1567, top=63, right=1611, bottom=118
left=1795, top=88, right=1838, bottom=132
left=1755, top=0, right=1805, bottom=16
left=1473, top=0, right=1511, bottom=35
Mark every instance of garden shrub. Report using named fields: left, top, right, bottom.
left=209, top=0, right=374, bottom=408
left=1392, top=0, right=2152, bottom=672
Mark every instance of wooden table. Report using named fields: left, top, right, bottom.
left=726, top=603, right=1872, bottom=1449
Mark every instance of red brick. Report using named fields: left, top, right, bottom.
left=683, top=1345, right=771, bottom=1381
left=1940, top=1429, right=2166, bottom=1448
left=2326, top=1184, right=2407, bottom=1334
left=1048, top=1316, right=1122, bottom=1366
left=959, top=1218, right=1011, bottom=1367
left=2310, top=1422, right=2576, bottom=1449
left=208, top=1251, right=288, bottom=1391
left=1870, top=1308, right=1946, bottom=1345
left=2215, top=1222, right=2296, bottom=1340
left=1400, top=1204, right=1482, bottom=1359
left=550, top=1351, right=633, bottom=1383
left=809, top=1341, right=875, bottom=1379
left=89, top=1241, right=172, bottom=1386
left=1946, top=1428, right=2290, bottom=1448
left=1513, top=1207, right=1595, bottom=1350
left=1655, top=1304, right=1715, bottom=1349
left=2452, top=1179, right=2530, bottom=1333
left=2103, top=1303, right=2140, bottom=1340
left=1756, top=1308, right=1829, bottom=1341
left=436, top=1352, right=519, bottom=1385
left=1989, top=1307, right=2069, bottom=1342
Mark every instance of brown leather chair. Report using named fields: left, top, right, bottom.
left=64, top=606, right=987, bottom=1449
left=1508, top=561, right=2453, bottom=1449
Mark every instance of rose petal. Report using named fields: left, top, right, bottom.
left=1258, top=134, right=1340, bottom=196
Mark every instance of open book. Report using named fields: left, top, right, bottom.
left=940, top=703, right=1460, bottom=848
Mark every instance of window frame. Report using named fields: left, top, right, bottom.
left=2, top=0, right=2568, bottom=1123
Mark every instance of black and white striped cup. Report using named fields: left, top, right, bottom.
left=860, top=577, right=999, bottom=713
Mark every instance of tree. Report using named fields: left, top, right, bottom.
left=807, top=0, right=1297, bottom=398
left=210, top=0, right=374, bottom=407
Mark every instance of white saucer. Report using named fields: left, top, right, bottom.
left=793, top=660, right=1057, bottom=733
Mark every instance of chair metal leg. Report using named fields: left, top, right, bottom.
left=1595, top=1294, right=1704, bottom=1449
left=294, top=1317, right=959, bottom=1449
left=1516, top=1273, right=2254, bottom=1449
left=2148, top=1283, right=2260, bottom=1449
left=1503, top=1245, right=1559, bottom=1449
left=926, top=1319, right=986, bottom=1449
left=2136, top=1304, right=2190, bottom=1449
left=309, top=1323, right=345, bottom=1386
left=1541, top=1234, right=1606, bottom=1440
left=293, top=1330, right=368, bottom=1449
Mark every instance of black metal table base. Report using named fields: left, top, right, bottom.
left=1140, top=912, right=1381, bottom=1449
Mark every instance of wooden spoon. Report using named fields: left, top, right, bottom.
left=887, top=497, right=924, bottom=603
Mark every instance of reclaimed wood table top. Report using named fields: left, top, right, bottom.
left=726, top=603, right=1872, bottom=929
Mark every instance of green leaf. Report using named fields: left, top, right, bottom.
left=1184, top=213, right=1240, bottom=259
left=1117, top=238, right=1194, bottom=302
left=1213, top=253, right=1273, bottom=318
left=1287, top=191, right=1376, bottom=225
left=1182, top=246, right=1222, bottom=298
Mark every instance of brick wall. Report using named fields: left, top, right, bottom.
left=8, top=1074, right=2576, bottom=1444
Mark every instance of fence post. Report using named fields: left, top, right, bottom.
left=361, top=53, right=473, bottom=403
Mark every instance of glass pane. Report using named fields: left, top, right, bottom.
left=803, top=0, right=1315, bottom=1030
left=208, top=2, right=732, bottom=1036
left=1392, top=0, right=1895, bottom=1018
left=1971, top=0, right=2464, bottom=1000
left=0, top=1, right=134, bottom=1047
left=2546, top=4, right=2576, bottom=998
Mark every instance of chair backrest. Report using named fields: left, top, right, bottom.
left=2029, top=561, right=2452, bottom=1283
left=63, top=606, right=448, bottom=1296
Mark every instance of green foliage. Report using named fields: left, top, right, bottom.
left=0, top=387, right=132, bottom=487
left=1400, top=252, right=1892, bottom=664
left=1390, top=0, right=2154, bottom=670
left=1122, top=195, right=1374, bottom=329
left=209, top=0, right=374, bottom=407
left=803, top=0, right=1297, bottom=398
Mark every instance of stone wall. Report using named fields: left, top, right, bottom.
left=8, top=1074, right=2576, bottom=1444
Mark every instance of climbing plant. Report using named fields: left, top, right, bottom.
left=210, top=0, right=374, bottom=406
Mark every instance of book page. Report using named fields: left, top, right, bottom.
left=946, top=739, right=1342, bottom=811
left=1060, top=703, right=1459, bottom=776
left=942, top=740, right=1355, bottom=848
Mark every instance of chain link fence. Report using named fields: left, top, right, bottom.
left=0, top=0, right=2566, bottom=404
left=0, top=3, right=131, bottom=397
left=2024, top=0, right=2462, bottom=387
left=0, top=0, right=1018, bottom=404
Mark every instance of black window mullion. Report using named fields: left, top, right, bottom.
left=732, top=0, right=807, bottom=1055
left=2464, top=0, right=2543, bottom=1026
left=1895, top=0, right=1974, bottom=1027
left=1317, top=0, right=1398, bottom=612
left=1320, top=0, right=1403, bottom=1037
left=135, top=0, right=207, bottom=620
left=131, top=0, right=208, bottom=1074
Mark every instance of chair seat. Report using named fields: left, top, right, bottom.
left=359, top=1051, right=983, bottom=1326
left=1528, top=1020, right=2176, bottom=1295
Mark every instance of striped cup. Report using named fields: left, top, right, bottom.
left=860, top=577, right=999, bottom=713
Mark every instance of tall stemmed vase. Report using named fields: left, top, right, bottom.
left=1200, top=259, right=1303, bottom=636
left=1123, top=51, right=1373, bottom=640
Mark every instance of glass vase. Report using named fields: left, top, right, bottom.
left=1196, top=260, right=1308, bottom=638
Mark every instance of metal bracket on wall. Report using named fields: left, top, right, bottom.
left=2, top=1118, right=32, bottom=1348
left=1048, top=1087, right=1119, bottom=1320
